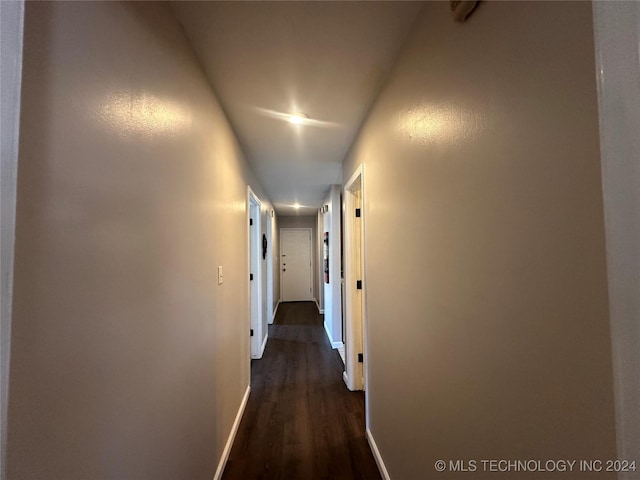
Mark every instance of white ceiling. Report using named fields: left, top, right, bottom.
left=172, top=1, right=423, bottom=216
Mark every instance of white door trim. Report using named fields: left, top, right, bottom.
left=266, top=211, right=274, bottom=324
left=1, top=2, right=25, bottom=475
left=247, top=187, right=263, bottom=361
left=279, top=228, right=313, bottom=302
left=592, top=1, right=640, bottom=462
left=343, top=165, right=368, bottom=402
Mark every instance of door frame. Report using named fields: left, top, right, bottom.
left=279, top=228, right=313, bottom=302
left=343, top=165, right=367, bottom=396
left=247, top=187, right=263, bottom=360
left=266, top=210, right=275, bottom=324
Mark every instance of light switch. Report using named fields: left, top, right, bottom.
left=218, top=266, right=223, bottom=285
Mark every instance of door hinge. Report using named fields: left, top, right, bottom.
left=250, top=329, right=254, bottom=337
left=250, top=218, right=253, bottom=226
left=250, top=273, right=254, bottom=281
left=355, top=208, right=361, bottom=218
left=356, top=280, right=362, bottom=290
left=358, top=353, right=363, bottom=363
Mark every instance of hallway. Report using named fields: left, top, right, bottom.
left=3, top=1, right=639, bottom=479
left=222, top=302, right=380, bottom=480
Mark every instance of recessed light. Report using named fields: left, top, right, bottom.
left=293, top=203, right=301, bottom=209
left=288, top=113, right=308, bottom=125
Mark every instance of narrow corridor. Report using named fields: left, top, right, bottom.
left=4, top=2, right=637, bottom=478
left=222, top=302, right=380, bottom=480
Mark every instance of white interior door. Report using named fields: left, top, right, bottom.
left=281, top=228, right=312, bottom=302
left=249, top=192, right=262, bottom=359
left=353, top=189, right=364, bottom=390
left=344, top=166, right=366, bottom=392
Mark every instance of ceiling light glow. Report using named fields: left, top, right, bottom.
left=293, top=203, right=301, bottom=209
left=288, top=113, right=308, bottom=125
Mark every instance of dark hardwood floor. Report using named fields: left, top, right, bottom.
left=222, top=301, right=381, bottom=480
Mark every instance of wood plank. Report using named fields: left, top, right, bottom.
left=222, top=301, right=381, bottom=480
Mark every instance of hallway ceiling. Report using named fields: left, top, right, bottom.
left=172, top=1, right=422, bottom=216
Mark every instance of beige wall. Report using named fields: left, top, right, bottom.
left=279, top=215, right=319, bottom=304
left=7, top=2, right=274, bottom=478
left=343, top=2, right=617, bottom=478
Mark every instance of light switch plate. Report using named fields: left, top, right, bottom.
left=218, top=266, right=223, bottom=285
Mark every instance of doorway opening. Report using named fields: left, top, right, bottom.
left=248, top=188, right=264, bottom=360
left=343, top=165, right=366, bottom=393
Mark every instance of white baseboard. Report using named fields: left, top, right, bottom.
left=259, top=332, right=268, bottom=357
left=343, top=371, right=349, bottom=387
left=323, top=321, right=333, bottom=346
left=213, top=385, right=250, bottom=480
left=323, top=321, right=342, bottom=349
left=270, top=300, right=280, bottom=324
left=314, top=298, right=324, bottom=314
left=366, top=428, right=391, bottom=480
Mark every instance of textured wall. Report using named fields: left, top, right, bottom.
left=7, top=2, right=272, bottom=478
left=343, top=2, right=617, bottom=478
